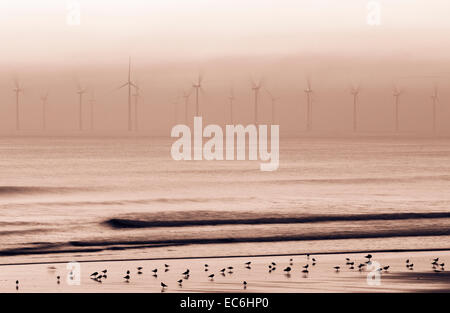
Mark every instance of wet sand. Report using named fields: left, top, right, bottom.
left=0, top=250, right=448, bottom=293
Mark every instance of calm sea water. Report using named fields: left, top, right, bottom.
left=1, top=137, right=450, bottom=264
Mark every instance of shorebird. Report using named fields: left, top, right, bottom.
left=126, top=270, right=130, bottom=275
left=289, top=258, right=293, bottom=266
left=182, top=269, right=190, bottom=277
left=302, top=269, right=309, bottom=274
left=164, top=264, right=169, bottom=268
left=243, top=281, right=247, bottom=289
left=137, top=267, right=143, bottom=271
left=102, top=269, right=107, bottom=274
left=123, top=275, right=130, bottom=282
left=220, top=268, right=226, bottom=273
left=16, top=280, right=19, bottom=290
left=283, top=266, right=292, bottom=273
left=334, top=266, right=340, bottom=272
left=178, top=279, right=183, bottom=286
left=152, top=269, right=158, bottom=276
left=303, top=264, right=309, bottom=269
left=208, top=274, right=215, bottom=280
left=161, top=282, right=167, bottom=289
left=245, top=261, right=251, bottom=266
left=365, top=254, right=372, bottom=260
left=358, top=263, right=365, bottom=271
left=306, top=254, right=310, bottom=260
left=271, top=262, right=276, bottom=266
left=90, top=272, right=98, bottom=277
left=383, top=266, right=390, bottom=271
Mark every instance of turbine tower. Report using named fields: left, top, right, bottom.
left=251, top=79, right=262, bottom=124
left=76, top=82, right=87, bottom=131
left=265, top=88, right=277, bottom=125
left=228, top=88, right=235, bottom=124
left=431, top=84, right=439, bottom=134
left=40, top=92, right=48, bottom=131
left=192, top=74, right=203, bottom=116
left=89, top=91, right=95, bottom=131
left=117, top=57, right=138, bottom=131
left=13, top=79, right=23, bottom=131
left=393, top=86, right=402, bottom=133
left=350, top=85, right=360, bottom=133
left=132, top=82, right=140, bottom=131
left=304, top=78, right=313, bottom=131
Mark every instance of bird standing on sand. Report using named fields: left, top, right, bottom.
left=283, top=266, right=291, bottom=273
left=124, top=275, right=130, bottom=282
left=16, top=280, right=19, bottom=290
left=208, top=274, right=215, bottom=280
left=334, top=266, right=340, bottom=272
left=90, top=272, right=98, bottom=277
left=178, top=279, right=183, bottom=286
left=243, top=281, right=247, bottom=289
left=383, top=266, right=390, bottom=271
left=161, top=282, right=167, bottom=289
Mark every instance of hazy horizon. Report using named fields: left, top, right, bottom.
left=1, top=0, right=450, bottom=135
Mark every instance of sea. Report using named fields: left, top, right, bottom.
left=1, top=137, right=450, bottom=265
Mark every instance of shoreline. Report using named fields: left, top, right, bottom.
left=2, top=247, right=450, bottom=267
left=1, top=250, right=448, bottom=293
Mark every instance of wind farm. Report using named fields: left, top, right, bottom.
left=1, top=61, right=450, bottom=138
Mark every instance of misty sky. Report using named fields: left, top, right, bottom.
left=0, top=0, right=450, bottom=135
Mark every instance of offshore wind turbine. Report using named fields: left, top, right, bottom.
left=251, top=79, right=262, bottom=124
left=76, top=82, right=87, bottom=131
left=13, top=79, right=24, bottom=131
left=431, top=84, right=439, bottom=134
left=393, top=86, right=402, bottom=132
left=350, top=85, right=360, bottom=132
left=40, top=92, right=49, bottom=131
left=117, top=57, right=138, bottom=131
left=304, top=77, right=313, bottom=131
left=192, top=74, right=203, bottom=116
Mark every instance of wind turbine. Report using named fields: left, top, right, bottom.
left=350, top=85, right=360, bottom=133
left=192, top=74, right=203, bottom=116
left=132, top=82, right=140, bottom=131
left=265, top=88, right=277, bottom=125
left=89, top=91, right=95, bottom=131
left=40, top=92, right=49, bottom=131
left=13, top=79, right=24, bottom=131
left=228, top=88, right=235, bottom=124
left=182, top=90, right=192, bottom=124
left=251, top=79, right=262, bottom=124
left=304, top=77, right=313, bottom=131
left=117, top=57, right=138, bottom=131
left=76, top=82, right=87, bottom=131
left=431, top=84, right=439, bottom=134
left=393, top=86, right=402, bottom=132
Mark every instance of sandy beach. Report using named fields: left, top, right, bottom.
left=1, top=250, right=448, bottom=293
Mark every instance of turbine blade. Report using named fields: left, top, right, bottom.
left=115, top=82, right=129, bottom=90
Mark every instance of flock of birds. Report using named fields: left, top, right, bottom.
left=11, top=254, right=447, bottom=291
